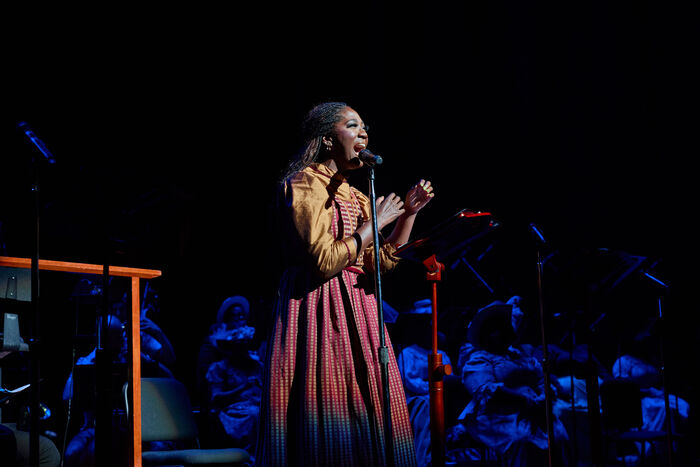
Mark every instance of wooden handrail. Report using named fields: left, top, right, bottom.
left=0, top=255, right=161, bottom=467
left=0, top=256, right=161, bottom=279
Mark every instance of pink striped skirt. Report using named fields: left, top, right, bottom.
left=256, top=267, right=417, bottom=466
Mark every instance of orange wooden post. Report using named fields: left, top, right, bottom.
left=0, top=256, right=161, bottom=467
left=129, top=276, right=142, bottom=467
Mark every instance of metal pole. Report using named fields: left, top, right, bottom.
left=29, top=153, right=41, bottom=467
left=367, top=165, right=394, bottom=466
left=536, top=249, right=555, bottom=467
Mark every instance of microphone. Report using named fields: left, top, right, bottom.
left=17, top=121, right=57, bottom=164
left=639, top=260, right=669, bottom=290
left=529, top=223, right=546, bottom=244
left=358, top=148, right=383, bottom=166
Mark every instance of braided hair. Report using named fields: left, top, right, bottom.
left=280, top=101, right=348, bottom=182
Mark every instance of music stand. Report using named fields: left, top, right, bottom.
left=395, top=209, right=499, bottom=467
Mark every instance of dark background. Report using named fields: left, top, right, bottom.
left=2, top=1, right=697, bottom=456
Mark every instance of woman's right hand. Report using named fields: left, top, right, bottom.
left=352, top=193, right=405, bottom=255
left=375, top=193, right=405, bottom=230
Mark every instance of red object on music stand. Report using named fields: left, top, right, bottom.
left=395, top=209, right=499, bottom=467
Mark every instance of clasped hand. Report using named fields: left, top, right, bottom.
left=375, top=180, right=434, bottom=230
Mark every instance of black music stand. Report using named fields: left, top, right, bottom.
left=395, top=209, right=499, bottom=467
left=570, top=249, right=676, bottom=466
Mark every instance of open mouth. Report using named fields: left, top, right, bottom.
left=353, top=143, right=367, bottom=155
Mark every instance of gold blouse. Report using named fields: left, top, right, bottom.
left=282, top=162, right=400, bottom=280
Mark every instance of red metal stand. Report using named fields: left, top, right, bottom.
left=394, top=209, right=499, bottom=467
left=423, top=254, right=452, bottom=467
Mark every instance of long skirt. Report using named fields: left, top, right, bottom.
left=256, top=268, right=417, bottom=467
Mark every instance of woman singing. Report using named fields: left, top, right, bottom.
left=257, top=101, right=434, bottom=466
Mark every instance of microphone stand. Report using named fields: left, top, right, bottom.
left=366, top=163, right=394, bottom=467
left=29, top=142, right=42, bottom=467
left=531, top=224, right=555, bottom=467
left=94, top=260, right=113, bottom=467
left=567, top=312, right=579, bottom=467
left=18, top=121, right=56, bottom=467
left=641, top=270, right=674, bottom=466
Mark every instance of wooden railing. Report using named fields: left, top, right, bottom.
left=0, top=256, right=162, bottom=467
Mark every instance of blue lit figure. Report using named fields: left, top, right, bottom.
left=205, top=324, right=263, bottom=456
left=62, top=284, right=175, bottom=467
left=611, top=342, right=690, bottom=461
left=197, top=295, right=262, bottom=460
left=455, top=299, right=569, bottom=465
left=396, top=299, right=454, bottom=467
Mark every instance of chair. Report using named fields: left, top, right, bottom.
left=600, top=378, right=667, bottom=466
left=123, top=377, right=250, bottom=466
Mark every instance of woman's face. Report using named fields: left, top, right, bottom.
left=324, top=106, right=369, bottom=172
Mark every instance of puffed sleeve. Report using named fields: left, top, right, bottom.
left=353, top=187, right=401, bottom=273
left=284, top=172, right=359, bottom=280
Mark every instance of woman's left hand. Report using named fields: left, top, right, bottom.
left=404, top=179, right=434, bottom=215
